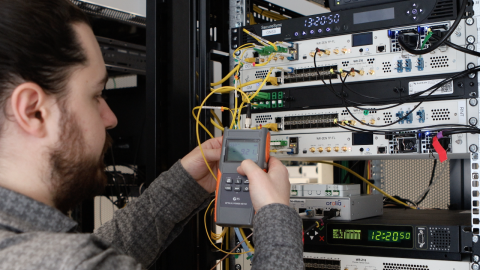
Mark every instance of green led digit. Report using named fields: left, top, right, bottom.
left=385, top=231, right=391, bottom=241
left=393, top=232, right=399, bottom=241
left=375, top=231, right=381, bottom=241
left=371, top=230, right=375, bottom=240
left=406, top=232, right=411, bottom=240
left=400, top=232, right=405, bottom=239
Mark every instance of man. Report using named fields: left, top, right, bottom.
left=0, top=0, right=303, bottom=269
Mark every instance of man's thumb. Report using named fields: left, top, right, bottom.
left=240, top=159, right=263, bottom=176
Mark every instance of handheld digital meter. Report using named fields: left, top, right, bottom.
left=215, top=128, right=270, bottom=227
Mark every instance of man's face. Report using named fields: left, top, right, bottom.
left=49, top=23, right=117, bottom=213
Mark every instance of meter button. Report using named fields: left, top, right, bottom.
left=244, top=179, right=249, bottom=184
left=243, top=186, right=249, bottom=192
left=235, top=178, right=242, bottom=184
left=234, top=186, right=241, bottom=192
left=225, top=185, right=232, bottom=191
left=225, top=177, right=233, bottom=184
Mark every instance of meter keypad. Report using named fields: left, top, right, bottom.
left=224, top=175, right=249, bottom=190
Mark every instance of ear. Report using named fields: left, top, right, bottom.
left=9, top=82, right=50, bottom=138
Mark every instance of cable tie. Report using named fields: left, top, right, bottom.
left=432, top=136, right=448, bottom=162
left=437, top=131, right=444, bottom=139
left=252, top=62, right=256, bottom=67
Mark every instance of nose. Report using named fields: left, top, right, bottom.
left=101, top=99, right=118, bottom=129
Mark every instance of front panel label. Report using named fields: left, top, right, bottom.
left=408, top=79, right=453, bottom=96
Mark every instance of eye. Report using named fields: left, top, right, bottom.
left=96, top=90, right=107, bottom=101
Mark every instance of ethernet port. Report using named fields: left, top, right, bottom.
left=288, top=137, right=299, bottom=155
left=377, top=45, right=385, bottom=53
left=377, top=146, right=386, bottom=154
left=315, top=208, right=323, bottom=215
left=299, top=208, right=306, bottom=213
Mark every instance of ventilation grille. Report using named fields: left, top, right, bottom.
left=304, top=258, right=341, bottom=270
left=430, top=227, right=452, bottom=251
left=431, top=109, right=451, bottom=121
left=430, top=56, right=450, bottom=68
left=70, top=0, right=146, bottom=27
left=342, top=61, right=350, bottom=67
left=428, top=0, right=455, bottom=20
left=255, top=69, right=270, bottom=79
left=382, top=62, right=392, bottom=73
left=383, top=112, right=393, bottom=124
left=367, top=58, right=375, bottom=64
left=383, top=263, right=429, bottom=270
left=254, top=114, right=273, bottom=124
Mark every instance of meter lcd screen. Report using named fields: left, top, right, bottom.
left=226, top=140, right=260, bottom=162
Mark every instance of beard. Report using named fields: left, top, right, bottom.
left=49, top=104, right=111, bottom=214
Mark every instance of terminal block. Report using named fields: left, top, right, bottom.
left=254, top=45, right=288, bottom=56
left=254, top=92, right=270, bottom=100
left=271, top=140, right=288, bottom=146
left=253, top=102, right=270, bottom=109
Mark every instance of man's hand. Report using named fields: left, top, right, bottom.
left=180, top=137, right=223, bottom=193
left=237, top=157, right=290, bottom=212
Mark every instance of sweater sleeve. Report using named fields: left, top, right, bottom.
left=93, top=160, right=211, bottom=268
left=251, top=203, right=304, bottom=270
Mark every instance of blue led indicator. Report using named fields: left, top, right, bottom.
left=318, top=29, right=322, bottom=33
left=294, top=32, right=299, bottom=36
left=310, top=30, right=315, bottom=34
left=326, top=28, right=331, bottom=32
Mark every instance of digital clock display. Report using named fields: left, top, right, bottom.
left=327, top=224, right=414, bottom=248
left=304, top=14, right=340, bottom=27
left=368, top=230, right=411, bottom=242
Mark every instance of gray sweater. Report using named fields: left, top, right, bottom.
left=0, top=161, right=304, bottom=269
